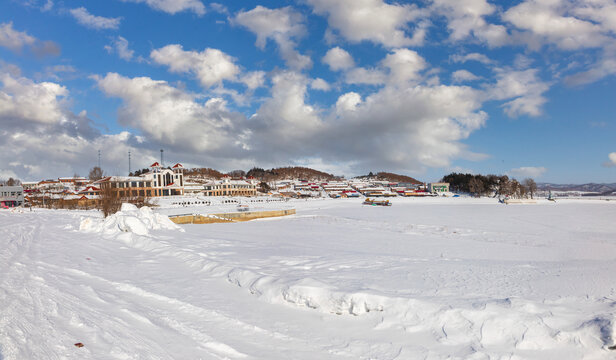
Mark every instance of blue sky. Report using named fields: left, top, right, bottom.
left=1, top=0, right=615, bottom=183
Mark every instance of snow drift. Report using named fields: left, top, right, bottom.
left=79, top=203, right=182, bottom=236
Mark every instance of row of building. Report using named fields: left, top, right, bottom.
left=2, top=161, right=449, bottom=208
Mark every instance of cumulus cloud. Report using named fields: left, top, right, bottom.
left=0, top=72, right=68, bottom=125
left=0, top=22, right=60, bottom=57
left=249, top=70, right=488, bottom=172
left=450, top=53, right=494, bottom=65
left=452, top=70, right=481, bottom=82
left=322, top=47, right=355, bottom=71
left=307, top=0, right=427, bottom=47
left=342, top=48, right=427, bottom=86
left=150, top=44, right=240, bottom=88
left=433, top=0, right=509, bottom=47
left=104, top=36, right=137, bottom=61
left=503, top=0, right=608, bottom=51
left=119, top=0, right=205, bottom=15
left=233, top=6, right=311, bottom=70
left=310, top=78, right=330, bottom=91
left=69, top=7, right=121, bottom=30
left=487, top=68, right=550, bottom=117
left=335, top=92, right=362, bottom=113
left=240, top=71, right=266, bottom=90
left=0, top=22, right=35, bottom=52
left=95, top=72, right=250, bottom=155
left=345, top=67, right=387, bottom=85
left=0, top=67, right=143, bottom=180
left=508, top=166, right=546, bottom=178
left=603, top=152, right=616, bottom=167
left=382, top=48, right=426, bottom=84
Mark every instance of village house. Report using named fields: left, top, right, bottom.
left=0, top=185, right=24, bottom=207
left=203, top=175, right=257, bottom=196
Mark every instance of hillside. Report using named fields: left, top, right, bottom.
left=355, top=172, right=422, bottom=184
left=246, top=167, right=338, bottom=181
left=184, top=168, right=224, bottom=180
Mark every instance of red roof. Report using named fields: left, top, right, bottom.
left=172, top=163, right=183, bottom=169
left=150, top=162, right=161, bottom=167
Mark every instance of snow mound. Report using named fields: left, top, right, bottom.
left=79, top=204, right=183, bottom=235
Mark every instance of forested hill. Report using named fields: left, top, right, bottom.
left=184, top=168, right=224, bottom=179
left=246, top=167, right=338, bottom=181
left=355, top=172, right=422, bottom=184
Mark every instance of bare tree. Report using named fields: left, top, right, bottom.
left=524, top=178, right=537, bottom=199
left=497, top=175, right=511, bottom=197
left=6, top=177, right=20, bottom=186
left=89, top=166, right=104, bottom=181
left=99, top=181, right=121, bottom=217
left=468, top=177, right=485, bottom=197
left=510, top=179, right=521, bottom=198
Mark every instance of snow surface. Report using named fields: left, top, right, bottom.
left=1, top=197, right=616, bottom=359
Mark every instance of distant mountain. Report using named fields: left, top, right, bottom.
left=355, top=172, right=422, bottom=184
left=538, top=183, right=616, bottom=195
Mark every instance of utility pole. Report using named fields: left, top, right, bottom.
left=128, top=151, right=131, bottom=175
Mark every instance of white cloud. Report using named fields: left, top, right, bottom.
left=119, top=0, right=205, bottom=15
left=508, top=166, right=546, bottom=178
left=345, top=67, right=387, bottom=85
left=451, top=53, right=494, bottom=65
left=0, top=72, right=68, bottom=125
left=382, top=48, right=426, bottom=84
left=233, top=6, right=311, bottom=70
left=95, top=73, right=250, bottom=154
left=452, top=70, right=481, bottom=82
left=310, top=78, right=330, bottom=91
left=69, top=7, right=121, bottom=30
left=603, top=152, right=616, bottom=167
left=0, top=22, right=35, bottom=52
left=104, top=36, right=135, bottom=61
left=307, top=0, right=427, bottom=47
left=342, top=49, right=427, bottom=86
left=503, top=0, right=609, bottom=51
left=487, top=68, right=550, bottom=117
left=335, top=92, right=362, bottom=113
left=209, top=3, right=228, bottom=15
left=433, top=0, right=508, bottom=47
left=240, top=71, right=266, bottom=90
left=150, top=44, right=240, bottom=88
left=564, top=50, right=616, bottom=86
left=0, top=169, right=18, bottom=181
left=322, top=47, right=355, bottom=71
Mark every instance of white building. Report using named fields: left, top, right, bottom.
left=0, top=185, right=24, bottom=207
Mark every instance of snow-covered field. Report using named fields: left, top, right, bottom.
left=1, top=197, right=615, bottom=359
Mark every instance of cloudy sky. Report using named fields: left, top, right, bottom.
left=1, top=0, right=615, bottom=183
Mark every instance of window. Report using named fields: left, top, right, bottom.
left=139, top=190, right=145, bottom=197
left=146, top=190, right=151, bottom=196
left=132, top=190, right=137, bottom=197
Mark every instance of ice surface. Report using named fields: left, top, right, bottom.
left=1, top=197, right=616, bottom=359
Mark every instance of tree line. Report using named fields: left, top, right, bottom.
left=441, top=173, right=537, bottom=198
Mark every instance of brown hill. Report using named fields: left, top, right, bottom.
left=184, top=167, right=224, bottom=179
left=246, top=167, right=338, bottom=181
left=356, top=172, right=422, bottom=184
